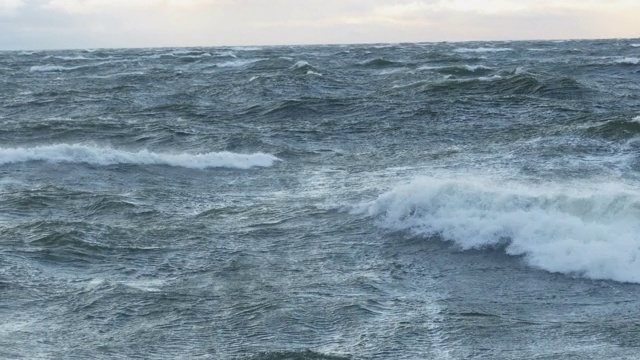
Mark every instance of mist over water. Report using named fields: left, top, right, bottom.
left=1, top=39, right=640, bottom=359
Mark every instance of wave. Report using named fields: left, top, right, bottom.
left=354, top=176, right=640, bottom=283
left=359, top=58, right=408, bottom=68
left=423, top=73, right=589, bottom=99
left=631, top=44, right=640, bottom=47
left=215, top=59, right=263, bottom=68
left=425, top=64, right=493, bottom=76
left=453, top=47, right=513, bottom=53
left=615, top=57, right=640, bottom=65
left=29, top=65, right=82, bottom=72
left=290, top=60, right=323, bottom=76
left=584, top=118, right=640, bottom=140
left=43, top=55, right=92, bottom=61
left=29, top=60, right=119, bottom=72
left=170, top=50, right=211, bottom=58
left=0, top=144, right=280, bottom=169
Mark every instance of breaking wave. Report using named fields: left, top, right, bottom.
left=615, top=57, right=640, bottom=65
left=354, top=176, right=640, bottom=283
left=0, top=144, right=280, bottom=169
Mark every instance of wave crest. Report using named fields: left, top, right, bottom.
left=0, top=144, right=280, bottom=169
left=355, top=177, right=640, bottom=283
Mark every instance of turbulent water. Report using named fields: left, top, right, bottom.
left=1, top=39, right=640, bottom=359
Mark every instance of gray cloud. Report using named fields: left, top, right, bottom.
left=1, top=0, right=639, bottom=50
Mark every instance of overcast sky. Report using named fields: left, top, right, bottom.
left=1, top=0, right=639, bottom=50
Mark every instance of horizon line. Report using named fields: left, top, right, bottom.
left=2, top=35, right=639, bottom=52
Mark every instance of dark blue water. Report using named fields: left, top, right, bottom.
left=1, top=39, right=640, bottom=359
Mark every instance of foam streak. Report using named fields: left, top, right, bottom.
left=0, top=144, right=280, bottom=169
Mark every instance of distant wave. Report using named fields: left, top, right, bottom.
left=359, top=58, right=409, bottom=68
left=419, top=64, right=493, bottom=76
left=614, top=57, right=640, bottom=65
left=29, top=65, right=82, bottom=72
left=631, top=44, right=640, bottom=47
left=290, top=60, right=322, bottom=75
left=453, top=47, right=513, bottom=53
left=422, top=73, right=588, bottom=99
left=43, top=55, right=92, bottom=61
left=354, top=176, right=640, bottom=283
left=0, top=144, right=280, bottom=169
left=29, top=61, right=118, bottom=72
left=215, top=59, right=263, bottom=68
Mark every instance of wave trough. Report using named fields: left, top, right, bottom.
left=0, top=144, right=280, bottom=169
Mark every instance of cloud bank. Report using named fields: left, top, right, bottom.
left=1, top=0, right=639, bottom=49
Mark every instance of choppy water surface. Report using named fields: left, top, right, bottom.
left=1, top=39, right=640, bottom=359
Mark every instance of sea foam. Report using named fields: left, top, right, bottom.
left=354, top=176, right=640, bottom=283
left=0, top=144, right=280, bottom=169
left=29, top=65, right=80, bottom=72
left=615, top=57, right=640, bottom=65
left=453, top=47, right=513, bottom=53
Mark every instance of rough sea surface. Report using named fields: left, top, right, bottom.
left=1, top=39, right=640, bottom=359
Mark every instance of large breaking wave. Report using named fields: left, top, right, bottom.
left=354, top=176, right=640, bottom=283
left=0, top=144, right=280, bottom=169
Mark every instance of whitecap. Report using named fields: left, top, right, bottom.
left=44, top=55, right=90, bottom=61
left=615, top=57, right=640, bottom=65
left=216, top=59, right=262, bottom=68
left=292, top=60, right=310, bottom=69
left=632, top=116, right=640, bottom=124
left=232, top=46, right=263, bottom=51
left=354, top=176, right=640, bottom=283
left=478, top=75, right=502, bottom=81
left=306, top=70, right=323, bottom=76
left=29, top=65, right=80, bottom=72
left=453, top=47, right=513, bottom=53
left=215, top=51, right=237, bottom=58
left=463, top=65, right=492, bottom=71
left=0, top=144, right=281, bottom=169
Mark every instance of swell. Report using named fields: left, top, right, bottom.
left=422, top=73, right=592, bottom=99
left=0, top=144, right=280, bottom=169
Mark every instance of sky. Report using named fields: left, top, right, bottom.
left=1, top=0, right=639, bottom=50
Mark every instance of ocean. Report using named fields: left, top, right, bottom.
left=1, top=39, right=640, bottom=359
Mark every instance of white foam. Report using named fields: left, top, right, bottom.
left=453, top=47, right=513, bottom=53
left=306, top=70, right=323, bottom=76
left=631, top=44, right=640, bottom=47
left=232, top=46, right=263, bottom=51
left=464, top=65, right=492, bottom=71
left=170, top=50, right=211, bottom=58
left=632, top=116, right=640, bottom=124
left=44, top=55, right=90, bottom=61
left=0, top=144, right=280, bottom=169
left=615, top=57, right=640, bottom=65
left=29, top=65, right=80, bottom=72
left=216, top=59, right=262, bottom=68
left=216, top=51, right=237, bottom=58
left=478, top=75, right=502, bottom=81
left=354, top=176, right=640, bottom=283
left=417, top=65, right=442, bottom=71
left=292, top=60, right=310, bottom=69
